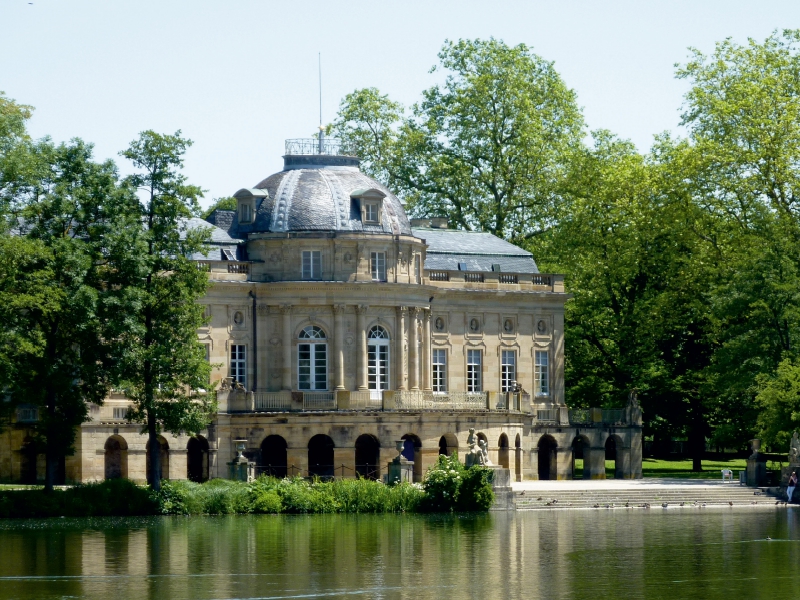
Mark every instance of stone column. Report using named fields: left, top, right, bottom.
left=356, top=305, right=368, bottom=391
left=408, top=307, right=419, bottom=390
left=333, top=304, right=345, bottom=390
left=584, top=446, right=607, bottom=480
left=281, top=305, right=292, bottom=391
left=422, top=309, right=432, bottom=391
left=396, top=307, right=407, bottom=390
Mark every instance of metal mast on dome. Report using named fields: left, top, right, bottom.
left=318, top=52, right=324, bottom=154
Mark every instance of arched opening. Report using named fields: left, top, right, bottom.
left=104, top=435, right=128, bottom=480
left=298, top=326, right=328, bottom=391
left=187, top=436, right=209, bottom=482
left=308, top=434, right=335, bottom=478
left=606, top=435, right=623, bottom=479
left=368, top=326, right=390, bottom=399
left=355, top=434, right=380, bottom=480
left=572, top=435, right=590, bottom=480
left=438, top=433, right=458, bottom=458
left=537, top=435, right=557, bottom=481
left=514, top=434, right=522, bottom=482
left=498, top=434, right=510, bottom=469
left=146, top=436, right=170, bottom=484
left=401, top=434, right=423, bottom=482
left=260, top=435, right=288, bottom=478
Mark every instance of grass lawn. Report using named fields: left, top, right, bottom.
left=640, top=458, right=751, bottom=479
left=574, top=458, right=756, bottom=479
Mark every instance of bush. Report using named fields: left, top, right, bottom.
left=419, top=454, right=495, bottom=512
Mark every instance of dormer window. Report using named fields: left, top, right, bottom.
left=240, top=202, right=253, bottom=223
left=232, top=187, right=268, bottom=225
left=351, top=188, right=386, bottom=226
left=364, top=202, right=379, bottom=224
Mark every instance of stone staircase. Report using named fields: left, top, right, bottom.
left=514, top=485, right=784, bottom=510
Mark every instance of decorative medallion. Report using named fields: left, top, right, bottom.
left=269, top=252, right=281, bottom=263
left=537, top=319, right=547, bottom=334
left=233, top=311, right=244, bottom=325
left=469, top=318, right=480, bottom=333
left=269, top=336, right=281, bottom=346
left=503, top=318, right=514, bottom=333
left=345, top=335, right=355, bottom=346
left=435, top=316, right=445, bottom=332
left=344, top=252, right=352, bottom=263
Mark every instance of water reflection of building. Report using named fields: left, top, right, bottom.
left=1, top=138, right=642, bottom=483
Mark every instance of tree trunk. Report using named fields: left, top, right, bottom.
left=43, top=381, right=57, bottom=493
left=147, top=411, right=161, bottom=491
left=689, top=397, right=704, bottom=473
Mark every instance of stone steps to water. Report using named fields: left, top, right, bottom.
left=513, top=486, right=785, bottom=510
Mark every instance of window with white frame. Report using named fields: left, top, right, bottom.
left=363, top=202, right=380, bottom=223
left=371, top=251, right=386, bottom=282
left=368, top=326, right=390, bottom=397
left=298, top=326, right=327, bottom=390
left=302, top=250, right=322, bottom=280
left=240, top=202, right=252, bottom=223
left=535, top=350, right=549, bottom=396
left=501, top=350, right=516, bottom=392
left=432, top=349, right=447, bottom=393
left=467, top=349, right=482, bottom=392
left=230, top=344, right=246, bottom=388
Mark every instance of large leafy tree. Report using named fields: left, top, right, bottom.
left=115, top=131, right=214, bottom=490
left=330, top=39, right=585, bottom=243
left=675, top=30, right=800, bottom=450
left=1, top=133, right=134, bottom=490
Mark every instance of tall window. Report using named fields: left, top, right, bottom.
left=302, top=250, right=322, bottom=280
left=368, top=326, right=390, bottom=398
left=298, top=326, right=327, bottom=390
left=240, top=203, right=252, bottom=223
left=535, top=350, right=549, bottom=396
left=371, top=252, right=386, bottom=282
left=467, top=349, right=482, bottom=392
left=501, top=350, right=516, bottom=392
left=432, top=349, right=447, bottom=393
left=230, top=345, right=246, bottom=388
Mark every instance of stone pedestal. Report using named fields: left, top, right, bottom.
left=488, top=466, right=514, bottom=510
left=387, top=458, right=413, bottom=484
left=746, top=440, right=767, bottom=487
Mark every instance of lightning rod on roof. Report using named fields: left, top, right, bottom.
left=318, top=52, right=324, bottom=154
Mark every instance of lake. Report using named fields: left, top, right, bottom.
left=0, top=508, right=797, bottom=599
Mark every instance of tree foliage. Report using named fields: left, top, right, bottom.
left=115, top=130, right=215, bottom=490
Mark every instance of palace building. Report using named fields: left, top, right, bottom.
left=1, top=138, right=642, bottom=484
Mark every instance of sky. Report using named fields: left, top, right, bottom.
left=2, top=1, right=799, bottom=208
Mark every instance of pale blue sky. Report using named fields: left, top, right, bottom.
left=2, top=1, right=799, bottom=207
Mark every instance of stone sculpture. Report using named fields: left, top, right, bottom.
left=465, top=428, right=492, bottom=467
left=790, top=431, right=800, bottom=465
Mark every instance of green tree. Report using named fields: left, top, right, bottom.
left=201, top=196, right=236, bottom=219
left=116, top=131, right=215, bottom=491
left=327, top=88, right=404, bottom=187
left=1, top=137, right=133, bottom=490
left=675, top=30, right=800, bottom=450
left=331, top=39, right=585, bottom=243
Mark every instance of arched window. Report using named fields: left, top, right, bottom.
left=368, top=326, right=390, bottom=396
left=298, top=326, right=327, bottom=390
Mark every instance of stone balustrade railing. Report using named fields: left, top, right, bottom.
left=424, top=271, right=565, bottom=292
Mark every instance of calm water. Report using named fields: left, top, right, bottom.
left=0, top=508, right=798, bottom=600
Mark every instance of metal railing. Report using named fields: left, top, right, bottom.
left=350, top=390, right=382, bottom=410
left=569, top=409, right=592, bottom=424
left=395, top=390, right=487, bottom=410
left=285, top=138, right=345, bottom=156
left=254, top=391, right=293, bottom=411
left=534, top=406, right=558, bottom=423
left=303, top=392, right=336, bottom=410
left=602, top=409, right=625, bottom=424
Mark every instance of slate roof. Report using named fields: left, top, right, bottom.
left=240, top=167, right=411, bottom=236
left=412, top=227, right=539, bottom=274
left=182, top=217, right=246, bottom=261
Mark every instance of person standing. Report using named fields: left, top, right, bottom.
left=788, top=471, right=798, bottom=503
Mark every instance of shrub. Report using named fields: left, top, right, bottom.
left=419, top=454, right=495, bottom=512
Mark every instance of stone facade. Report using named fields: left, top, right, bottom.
left=0, top=139, right=642, bottom=483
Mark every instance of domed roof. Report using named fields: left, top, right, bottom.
left=236, top=149, right=412, bottom=236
